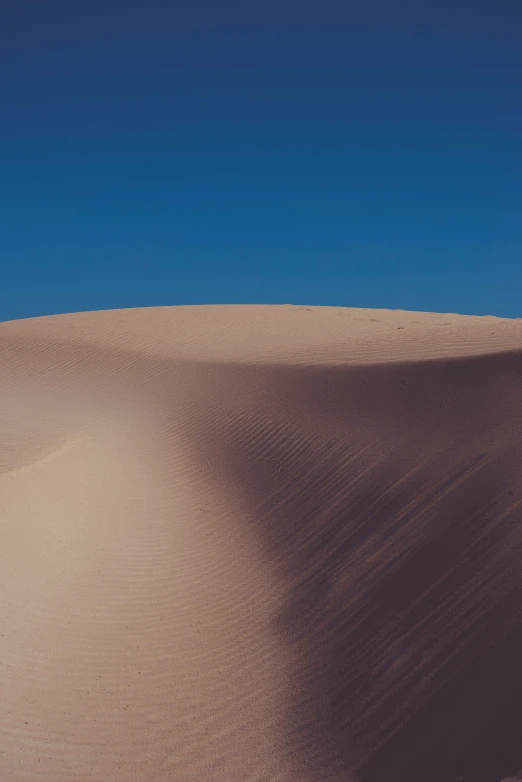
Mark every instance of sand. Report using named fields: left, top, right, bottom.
left=1, top=304, right=522, bottom=782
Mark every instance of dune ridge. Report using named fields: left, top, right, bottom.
left=1, top=305, right=522, bottom=782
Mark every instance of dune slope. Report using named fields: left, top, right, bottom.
left=1, top=305, right=522, bottom=782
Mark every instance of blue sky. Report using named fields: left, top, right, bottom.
left=1, top=0, right=521, bottom=320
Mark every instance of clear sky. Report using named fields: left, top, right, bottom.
left=2, top=0, right=521, bottom=320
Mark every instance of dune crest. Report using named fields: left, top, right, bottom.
left=1, top=305, right=522, bottom=782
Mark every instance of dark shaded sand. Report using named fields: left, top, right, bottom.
left=1, top=304, right=522, bottom=781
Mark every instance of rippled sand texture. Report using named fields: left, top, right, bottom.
left=1, top=305, right=522, bottom=782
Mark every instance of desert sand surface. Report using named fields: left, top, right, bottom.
left=1, top=304, right=522, bottom=782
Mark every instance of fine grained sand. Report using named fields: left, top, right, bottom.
left=1, top=304, right=522, bottom=782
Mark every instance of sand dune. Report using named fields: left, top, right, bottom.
left=1, top=304, right=522, bottom=782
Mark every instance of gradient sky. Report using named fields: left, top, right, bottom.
left=2, top=0, right=521, bottom=320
